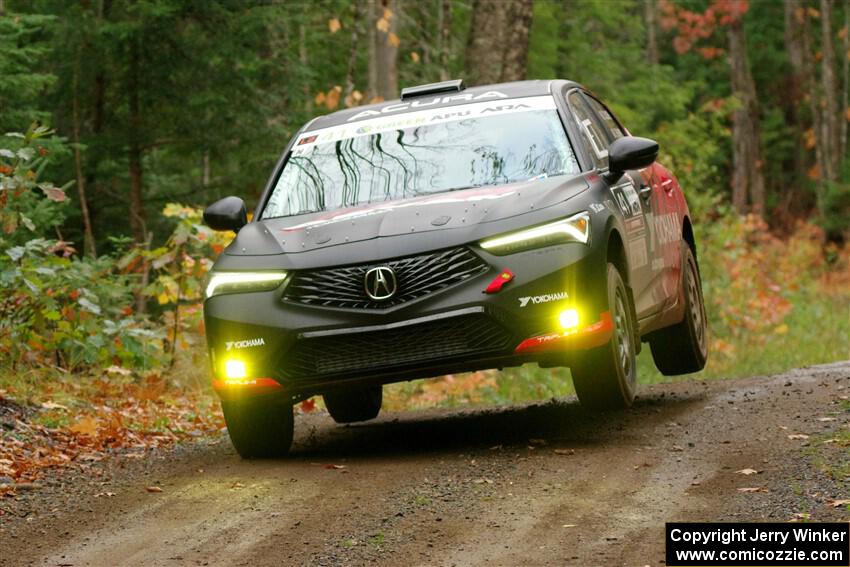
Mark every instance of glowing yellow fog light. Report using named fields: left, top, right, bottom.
left=224, top=359, right=247, bottom=380
left=559, top=309, right=579, bottom=330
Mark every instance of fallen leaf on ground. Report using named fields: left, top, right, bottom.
left=40, top=401, right=68, bottom=410
left=322, top=464, right=346, bottom=470
left=735, top=468, right=760, bottom=475
left=553, top=449, right=575, bottom=456
left=473, top=478, right=493, bottom=484
left=95, top=492, right=116, bottom=497
left=231, top=482, right=245, bottom=490
left=788, top=434, right=810, bottom=440
left=562, top=524, right=577, bottom=528
left=817, top=417, right=836, bottom=422
left=69, top=416, right=99, bottom=436
left=828, top=499, right=850, bottom=507
left=145, top=486, right=163, bottom=493
left=737, top=487, right=769, bottom=493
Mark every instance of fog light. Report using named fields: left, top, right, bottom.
left=224, top=359, right=247, bottom=380
left=559, top=309, right=579, bottom=330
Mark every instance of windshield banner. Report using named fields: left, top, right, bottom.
left=292, top=95, right=558, bottom=153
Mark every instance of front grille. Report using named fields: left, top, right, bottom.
left=284, top=247, right=488, bottom=309
left=279, top=313, right=514, bottom=381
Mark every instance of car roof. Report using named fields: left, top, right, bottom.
left=305, top=79, right=584, bottom=130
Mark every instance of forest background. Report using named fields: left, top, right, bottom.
left=0, top=0, right=848, bottom=479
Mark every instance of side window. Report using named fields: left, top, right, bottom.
left=583, top=95, right=626, bottom=142
left=567, top=91, right=609, bottom=168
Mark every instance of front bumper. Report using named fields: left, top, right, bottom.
left=205, top=242, right=609, bottom=401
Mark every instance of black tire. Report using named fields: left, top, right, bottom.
left=323, top=385, right=382, bottom=424
left=571, top=263, right=637, bottom=410
left=649, top=243, right=708, bottom=375
left=221, top=397, right=294, bottom=458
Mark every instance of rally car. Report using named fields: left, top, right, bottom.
left=202, top=79, right=708, bottom=458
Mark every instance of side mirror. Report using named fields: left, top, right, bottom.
left=607, top=136, right=659, bottom=181
left=203, top=196, right=247, bottom=232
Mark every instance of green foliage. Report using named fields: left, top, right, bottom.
left=0, top=11, right=56, bottom=132
left=0, top=129, right=231, bottom=373
left=0, top=125, right=70, bottom=242
left=0, top=128, right=165, bottom=370
left=0, top=238, right=164, bottom=370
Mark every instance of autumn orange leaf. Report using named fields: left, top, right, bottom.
left=325, top=86, right=342, bottom=110
left=69, top=416, right=100, bottom=437
left=328, top=18, right=341, bottom=33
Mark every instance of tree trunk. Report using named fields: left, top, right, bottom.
left=299, top=23, right=312, bottom=113
left=783, top=0, right=810, bottom=195
left=841, top=0, right=849, bottom=160
left=72, top=55, right=96, bottom=258
left=438, top=0, right=452, bottom=81
left=500, top=0, right=534, bottom=82
left=644, top=0, right=659, bottom=65
left=343, top=2, right=363, bottom=101
left=127, top=37, right=146, bottom=244
left=367, top=0, right=378, bottom=100
left=790, top=0, right=828, bottom=207
left=465, top=0, right=506, bottom=85
left=727, top=18, right=766, bottom=216
left=201, top=150, right=210, bottom=189
left=819, top=0, right=841, bottom=182
left=372, top=0, right=398, bottom=100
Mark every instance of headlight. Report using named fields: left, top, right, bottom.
left=479, top=212, right=590, bottom=255
left=205, top=271, right=288, bottom=299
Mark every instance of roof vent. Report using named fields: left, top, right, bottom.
left=400, top=79, right=465, bottom=101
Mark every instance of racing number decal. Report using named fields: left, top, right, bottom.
left=613, top=179, right=650, bottom=270
left=612, top=182, right=641, bottom=218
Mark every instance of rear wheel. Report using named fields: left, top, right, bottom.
left=221, top=397, right=294, bottom=458
left=571, top=263, right=637, bottom=410
left=323, top=385, right=382, bottom=423
left=649, top=243, right=708, bottom=375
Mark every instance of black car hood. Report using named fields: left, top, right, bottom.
left=225, top=174, right=588, bottom=260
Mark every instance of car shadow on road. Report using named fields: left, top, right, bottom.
left=290, top=388, right=706, bottom=459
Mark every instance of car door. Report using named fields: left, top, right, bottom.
left=568, top=91, right=657, bottom=319
left=584, top=93, right=682, bottom=314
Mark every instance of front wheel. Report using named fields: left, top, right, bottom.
left=571, top=263, right=637, bottom=410
left=323, top=385, right=382, bottom=424
left=221, top=397, right=294, bottom=458
left=649, top=243, right=708, bottom=375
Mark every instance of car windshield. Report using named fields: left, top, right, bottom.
left=261, top=96, right=580, bottom=219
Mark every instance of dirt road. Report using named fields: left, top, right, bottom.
left=1, top=362, right=848, bottom=566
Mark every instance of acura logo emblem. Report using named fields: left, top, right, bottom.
left=364, top=266, right=397, bottom=301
